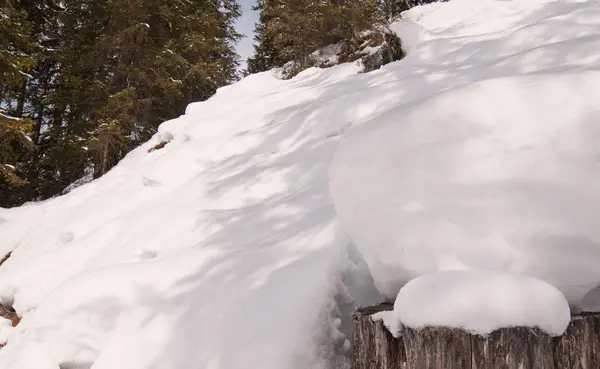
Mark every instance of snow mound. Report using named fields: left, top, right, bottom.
left=388, top=20, right=430, bottom=52
left=0, top=318, right=13, bottom=344
left=330, top=0, right=600, bottom=309
left=330, top=72, right=600, bottom=307
left=374, top=271, right=571, bottom=336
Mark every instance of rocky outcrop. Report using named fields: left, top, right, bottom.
left=358, top=31, right=405, bottom=73
left=0, top=305, right=19, bottom=328
left=279, top=27, right=406, bottom=79
left=0, top=252, right=20, bottom=345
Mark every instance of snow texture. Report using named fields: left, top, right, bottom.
left=373, top=271, right=571, bottom=336
left=330, top=0, right=600, bottom=310
left=311, top=43, right=344, bottom=66
left=0, top=319, right=13, bottom=344
left=0, top=0, right=599, bottom=368
left=61, top=166, right=95, bottom=195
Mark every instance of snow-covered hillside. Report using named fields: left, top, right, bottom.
left=1, top=0, right=600, bottom=367
left=330, top=0, right=600, bottom=310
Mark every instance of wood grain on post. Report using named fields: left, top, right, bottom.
left=352, top=303, right=600, bottom=369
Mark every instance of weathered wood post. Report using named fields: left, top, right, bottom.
left=352, top=303, right=600, bottom=369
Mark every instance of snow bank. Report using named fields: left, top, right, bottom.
left=330, top=0, right=600, bottom=309
left=330, top=72, right=600, bottom=306
left=387, top=21, right=430, bottom=52
left=1, top=0, right=600, bottom=367
left=0, top=61, right=374, bottom=368
left=374, top=271, right=571, bottom=336
left=0, top=319, right=13, bottom=344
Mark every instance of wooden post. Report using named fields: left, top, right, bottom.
left=352, top=303, right=600, bottom=369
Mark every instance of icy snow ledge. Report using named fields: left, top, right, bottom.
left=374, top=271, right=571, bottom=337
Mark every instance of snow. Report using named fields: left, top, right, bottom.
left=61, top=166, right=95, bottom=195
left=388, top=21, right=430, bottom=52
left=0, top=56, right=373, bottom=369
left=373, top=271, right=571, bottom=336
left=330, top=72, right=600, bottom=307
left=0, top=112, right=21, bottom=121
left=0, top=0, right=599, bottom=367
left=0, top=319, right=13, bottom=344
left=311, top=43, right=344, bottom=66
left=582, top=286, right=600, bottom=312
left=330, top=0, right=600, bottom=310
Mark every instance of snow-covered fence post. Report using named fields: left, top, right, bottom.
left=352, top=303, right=600, bottom=369
left=352, top=303, right=402, bottom=369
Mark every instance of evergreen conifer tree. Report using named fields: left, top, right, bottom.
left=246, top=0, right=382, bottom=75
left=0, top=0, right=242, bottom=207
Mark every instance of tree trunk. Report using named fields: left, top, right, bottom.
left=353, top=303, right=600, bottom=369
left=24, top=73, right=49, bottom=202
left=15, top=79, right=28, bottom=118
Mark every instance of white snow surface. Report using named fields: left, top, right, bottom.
left=0, top=0, right=599, bottom=367
left=373, top=271, right=571, bottom=336
left=0, top=319, right=13, bottom=344
left=330, top=0, right=600, bottom=308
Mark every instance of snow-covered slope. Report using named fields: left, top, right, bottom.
left=0, top=64, right=379, bottom=368
left=1, top=0, right=600, bottom=367
left=330, top=0, right=600, bottom=309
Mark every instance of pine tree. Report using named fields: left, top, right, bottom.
left=0, top=0, right=38, bottom=204
left=89, top=119, right=128, bottom=178
left=1, top=0, right=243, bottom=207
left=0, top=111, right=34, bottom=207
left=0, top=0, right=34, bottom=85
left=11, top=0, right=79, bottom=201
left=247, top=0, right=325, bottom=73
left=376, top=0, right=407, bottom=20
left=17, top=0, right=108, bottom=199
left=247, top=0, right=382, bottom=76
left=85, top=0, right=242, bottom=177
left=246, top=0, right=285, bottom=74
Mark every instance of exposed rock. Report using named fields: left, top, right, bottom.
left=0, top=252, right=10, bottom=267
left=279, top=27, right=406, bottom=79
left=358, top=31, right=405, bottom=73
left=0, top=252, right=20, bottom=341
left=148, top=140, right=169, bottom=153
left=0, top=305, right=19, bottom=328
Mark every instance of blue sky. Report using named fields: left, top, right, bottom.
left=235, top=0, right=260, bottom=67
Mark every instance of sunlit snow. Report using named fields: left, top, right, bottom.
left=1, top=0, right=599, bottom=368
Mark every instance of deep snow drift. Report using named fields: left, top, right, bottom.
left=373, top=271, right=571, bottom=336
left=0, top=0, right=600, bottom=368
left=330, top=0, right=600, bottom=309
